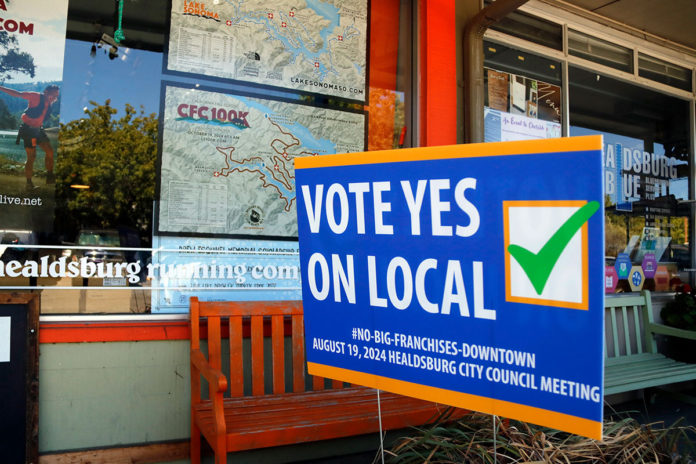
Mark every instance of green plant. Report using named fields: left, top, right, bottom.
left=661, top=290, right=696, bottom=332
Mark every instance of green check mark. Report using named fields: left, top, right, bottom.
left=508, top=201, right=600, bottom=295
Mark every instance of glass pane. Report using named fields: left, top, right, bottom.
left=486, top=4, right=563, bottom=50
left=484, top=43, right=562, bottom=142
left=568, top=29, right=633, bottom=73
left=639, top=53, right=692, bottom=92
left=368, top=0, right=413, bottom=150
left=0, top=0, right=410, bottom=314
left=569, top=66, right=691, bottom=293
left=484, top=41, right=561, bottom=84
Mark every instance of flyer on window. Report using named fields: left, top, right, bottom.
left=166, top=0, right=368, bottom=101
left=157, top=82, right=365, bottom=238
left=0, top=0, right=68, bottom=236
left=484, top=68, right=563, bottom=144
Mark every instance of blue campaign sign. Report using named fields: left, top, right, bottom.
left=295, top=136, right=605, bottom=439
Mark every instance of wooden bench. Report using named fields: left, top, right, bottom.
left=604, top=290, right=696, bottom=395
left=189, top=299, right=467, bottom=464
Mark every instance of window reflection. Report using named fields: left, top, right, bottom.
left=0, top=1, right=411, bottom=314
left=569, top=67, right=691, bottom=293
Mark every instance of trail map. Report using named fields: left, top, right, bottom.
left=158, top=84, right=365, bottom=237
left=167, top=0, right=368, bottom=101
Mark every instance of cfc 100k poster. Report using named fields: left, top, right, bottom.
left=157, top=83, right=366, bottom=238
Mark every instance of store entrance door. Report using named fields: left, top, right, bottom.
left=0, top=294, right=39, bottom=464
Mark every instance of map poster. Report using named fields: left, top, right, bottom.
left=157, top=83, right=366, bottom=238
left=166, top=0, right=368, bottom=102
left=0, top=0, right=68, bottom=235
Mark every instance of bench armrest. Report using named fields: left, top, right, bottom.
left=191, top=348, right=228, bottom=393
left=649, top=323, right=696, bottom=341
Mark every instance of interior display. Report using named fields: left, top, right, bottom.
left=484, top=68, right=561, bottom=143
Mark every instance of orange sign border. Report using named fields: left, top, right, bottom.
left=503, top=200, right=590, bottom=310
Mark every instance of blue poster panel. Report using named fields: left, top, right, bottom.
left=296, top=136, right=605, bottom=439
left=150, top=236, right=300, bottom=313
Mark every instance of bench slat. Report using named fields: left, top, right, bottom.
left=621, top=306, right=631, bottom=356
left=607, top=368, right=694, bottom=386
left=606, top=361, right=696, bottom=380
left=191, top=298, right=201, bottom=351
left=643, top=295, right=658, bottom=354
left=605, top=352, right=668, bottom=366
left=229, top=316, right=243, bottom=397
left=606, top=370, right=696, bottom=395
left=610, top=307, right=620, bottom=357
left=251, top=316, right=264, bottom=396
left=218, top=396, right=439, bottom=431
left=291, top=314, right=304, bottom=393
left=313, top=373, right=324, bottom=391
left=193, top=389, right=460, bottom=453
left=200, top=300, right=303, bottom=317
left=606, top=362, right=676, bottom=378
left=633, top=306, right=644, bottom=354
left=272, top=315, right=285, bottom=395
left=605, top=294, right=647, bottom=308
left=208, top=316, right=222, bottom=380
left=603, top=323, right=608, bottom=359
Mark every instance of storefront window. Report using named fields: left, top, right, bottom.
left=483, top=41, right=562, bottom=143
left=486, top=6, right=562, bottom=51
left=568, top=29, right=633, bottom=74
left=638, top=53, right=693, bottom=92
left=0, top=0, right=413, bottom=315
left=569, top=66, right=691, bottom=293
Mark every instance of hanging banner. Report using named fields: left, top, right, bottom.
left=296, top=136, right=605, bottom=439
left=570, top=126, right=687, bottom=211
left=157, top=82, right=365, bottom=238
left=150, top=236, right=301, bottom=313
left=0, top=0, right=68, bottom=235
left=166, top=0, right=368, bottom=101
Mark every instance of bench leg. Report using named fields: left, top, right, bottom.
left=215, top=434, right=227, bottom=464
left=191, top=419, right=201, bottom=464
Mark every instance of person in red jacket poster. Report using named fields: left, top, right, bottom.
left=0, top=0, right=67, bottom=238
left=0, top=84, right=59, bottom=189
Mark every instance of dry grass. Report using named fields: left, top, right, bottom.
left=379, top=412, right=696, bottom=463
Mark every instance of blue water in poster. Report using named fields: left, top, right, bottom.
left=295, top=139, right=605, bottom=437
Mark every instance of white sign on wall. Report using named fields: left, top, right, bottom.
left=0, top=317, right=10, bottom=362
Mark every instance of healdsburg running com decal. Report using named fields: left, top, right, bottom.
left=295, top=136, right=605, bottom=439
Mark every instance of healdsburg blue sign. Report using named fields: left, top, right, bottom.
left=295, top=136, right=605, bottom=439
